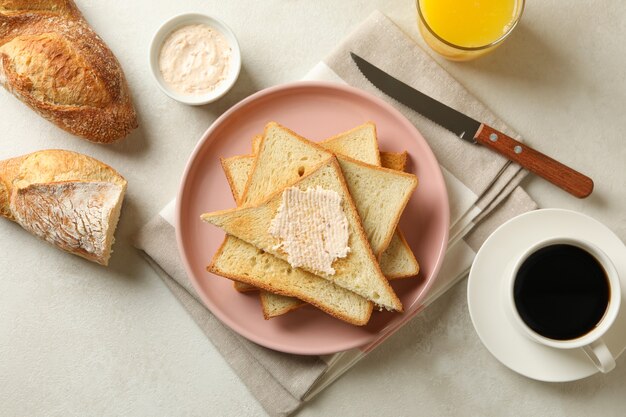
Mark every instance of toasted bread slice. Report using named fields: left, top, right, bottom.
left=221, top=153, right=418, bottom=307
left=223, top=151, right=418, bottom=280
left=226, top=122, right=336, bottom=296
left=227, top=124, right=380, bottom=295
left=230, top=156, right=417, bottom=256
left=220, top=124, right=416, bottom=315
left=380, top=151, right=408, bottom=172
left=320, top=122, right=380, bottom=166
left=335, top=156, right=416, bottom=255
left=260, top=290, right=306, bottom=318
left=379, top=229, right=419, bottom=279
left=251, top=134, right=263, bottom=154
left=203, top=157, right=403, bottom=312
left=208, top=236, right=372, bottom=325
left=242, top=123, right=416, bottom=255
left=220, top=155, right=255, bottom=207
left=241, top=123, right=334, bottom=206
left=220, top=126, right=418, bottom=314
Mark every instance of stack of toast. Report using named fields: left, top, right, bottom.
left=201, top=121, right=419, bottom=326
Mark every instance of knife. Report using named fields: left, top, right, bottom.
left=350, top=52, right=594, bottom=199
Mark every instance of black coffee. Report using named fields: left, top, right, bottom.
left=514, top=244, right=610, bottom=341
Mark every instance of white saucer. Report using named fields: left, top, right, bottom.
left=467, top=209, right=626, bottom=382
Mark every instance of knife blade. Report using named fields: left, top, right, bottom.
left=350, top=52, right=593, bottom=198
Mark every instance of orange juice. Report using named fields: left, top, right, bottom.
left=417, top=0, right=524, bottom=60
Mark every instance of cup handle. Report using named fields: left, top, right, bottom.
left=582, top=339, right=616, bottom=373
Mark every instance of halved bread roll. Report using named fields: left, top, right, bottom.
left=0, top=149, right=127, bottom=265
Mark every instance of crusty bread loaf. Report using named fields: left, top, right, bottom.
left=0, top=1, right=79, bottom=17
left=321, top=122, right=380, bottom=166
left=209, top=236, right=372, bottom=325
left=0, top=1, right=137, bottom=143
left=0, top=149, right=126, bottom=265
left=203, top=157, right=403, bottom=312
left=12, top=181, right=124, bottom=264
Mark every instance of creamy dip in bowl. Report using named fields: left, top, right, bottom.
left=150, top=14, right=241, bottom=105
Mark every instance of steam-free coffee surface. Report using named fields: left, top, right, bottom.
left=514, top=244, right=609, bottom=341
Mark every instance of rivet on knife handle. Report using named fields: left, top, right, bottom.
left=475, top=125, right=594, bottom=198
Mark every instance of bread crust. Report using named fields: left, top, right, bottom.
left=232, top=280, right=257, bottom=293
left=0, top=2, right=137, bottom=143
left=0, top=1, right=80, bottom=18
left=381, top=229, right=420, bottom=280
left=259, top=292, right=306, bottom=319
left=0, top=153, right=26, bottom=219
left=220, top=155, right=253, bottom=206
left=380, top=151, right=408, bottom=172
left=0, top=149, right=126, bottom=220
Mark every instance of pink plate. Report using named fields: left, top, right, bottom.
left=176, top=82, right=449, bottom=355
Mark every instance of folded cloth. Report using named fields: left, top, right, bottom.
left=133, top=10, right=537, bottom=417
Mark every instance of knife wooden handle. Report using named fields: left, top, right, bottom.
left=475, top=124, right=594, bottom=198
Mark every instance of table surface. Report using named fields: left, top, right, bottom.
left=1, top=1, right=625, bottom=416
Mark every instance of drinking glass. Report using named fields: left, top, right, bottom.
left=416, top=0, right=525, bottom=61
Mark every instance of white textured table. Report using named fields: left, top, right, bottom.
left=1, top=1, right=624, bottom=416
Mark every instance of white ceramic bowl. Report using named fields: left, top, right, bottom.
left=149, top=13, right=241, bottom=105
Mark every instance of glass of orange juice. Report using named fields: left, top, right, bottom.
left=417, top=0, right=525, bottom=61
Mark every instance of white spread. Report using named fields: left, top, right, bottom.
left=269, top=187, right=350, bottom=275
left=158, top=24, right=231, bottom=96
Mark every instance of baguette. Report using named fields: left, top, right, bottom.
left=0, top=149, right=127, bottom=265
left=0, top=1, right=137, bottom=143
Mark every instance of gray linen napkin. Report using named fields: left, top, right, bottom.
left=133, top=11, right=537, bottom=417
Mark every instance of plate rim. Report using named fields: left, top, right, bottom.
left=175, top=80, right=450, bottom=354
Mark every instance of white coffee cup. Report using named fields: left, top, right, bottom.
left=503, top=237, right=621, bottom=373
